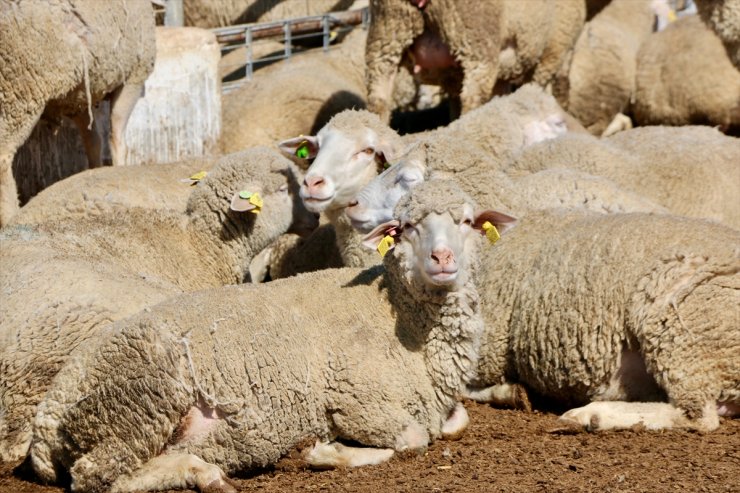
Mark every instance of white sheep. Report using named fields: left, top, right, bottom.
left=633, top=14, right=740, bottom=131
left=9, top=156, right=220, bottom=226
left=276, top=84, right=580, bottom=271
left=506, top=127, right=740, bottom=229
left=0, top=0, right=156, bottom=226
left=29, top=180, right=509, bottom=493
left=364, top=0, right=586, bottom=122
left=0, top=148, right=317, bottom=467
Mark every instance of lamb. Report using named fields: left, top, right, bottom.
left=276, top=84, right=581, bottom=271
left=0, top=148, right=317, bottom=466
left=9, top=156, right=220, bottom=226
left=361, top=185, right=739, bottom=431
left=28, top=180, right=506, bottom=493
left=0, top=0, right=156, bottom=226
left=633, top=14, right=740, bottom=131
left=505, top=127, right=740, bottom=229
left=694, top=0, right=740, bottom=69
left=552, top=0, right=657, bottom=136
left=346, top=138, right=667, bottom=233
left=365, top=0, right=585, bottom=122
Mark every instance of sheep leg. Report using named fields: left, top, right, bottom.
left=0, top=153, right=18, bottom=227
left=109, top=453, right=237, bottom=493
left=441, top=402, right=469, bottom=440
left=464, top=383, right=532, bottom=411
left=558, top=400, right=714, bottom=431
left=458, top=59, right=498, bottom=115
left=109, top=83, right=145, bottom=166
left=302, top=440, right=395, bottom=468
left=70, top=112, right=103, bottom=169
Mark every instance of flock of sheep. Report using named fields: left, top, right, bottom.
left=1, top=0, right=739, bottom=492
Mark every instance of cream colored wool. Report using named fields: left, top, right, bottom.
left=365, top=0, right=585, bottom=122
left=10, top=156, right=220, bottom=226
left=472, top=208, right=740, bottom=430
left=30, top=182, right=487, bottom=492
left=695, top=0, right=740, bottom=68
left=220, top=28, right=368, bottom=154
left=0, top=148, right=315, bottom=467
left=553, top=0, right=656, bottom=135
left=183, top=0, right=356, bottom=28
left=506, top=128, right=740, bottom=228
left=0, top=0, right=156, bottom=226
left=633, top=15, right=740, bottom=130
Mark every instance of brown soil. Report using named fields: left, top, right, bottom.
left=2, top=402, right=738, bottom=493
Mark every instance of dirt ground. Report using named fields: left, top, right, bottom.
left=2, top=401, right=738, bottom=493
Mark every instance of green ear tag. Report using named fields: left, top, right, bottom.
left=295, top=141, right=310, bottom=159
left=239, top=190, right=253, bottom=200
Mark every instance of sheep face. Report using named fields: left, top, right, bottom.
left=347, top=151, right=427, bottom=233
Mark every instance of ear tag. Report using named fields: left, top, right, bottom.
left=248, top=192, right=263, bottom=213
left=481, top=221, right=500, bottom=245
left=384, top=161, right=391, bottom=169
left=668, top=9, right=677, bottom=22
left=377, top=235, right=395, bottom=258
left=180, top=170, right=208, bottom=186
left=295, top=140, right=310, bottom=159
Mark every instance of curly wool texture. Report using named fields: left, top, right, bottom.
left=10, top=156, right=220, bottom=226
left=0, top=148, right=311, bottom=467
left=183, top=0, right=357, bottom=28
left=32, top=185, right=485, bottom=492
left=0, top=0, right=156, bottom=225
left=553, top=0, right=656, bottom=135
left=506, top=128, right=740, bottom=229
left=695, top=0, right=740, bottom=68
left=633, top=15, right=740, bottom=130
left=365, top=0, right=585, bottom=121
left=472, top=209, right=740, bottom=421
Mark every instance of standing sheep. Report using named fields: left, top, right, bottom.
left=0, top=0, right=156, bottom=226
left=633, top=15, right=740, bottom=131
left=365, top=0, right=585, bottom=122
left=29, top=181, right=509, bottom=493
left=0, top=148, right=317, bottom=466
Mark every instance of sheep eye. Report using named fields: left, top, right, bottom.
left=462, top=218, right=473, bottom=226
left=362, top=147, right=375, bottom=155
left=403, top=223, right=416, bottom=234
left=278, top=183, right=289, bottom=193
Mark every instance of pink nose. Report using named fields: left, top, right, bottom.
left=304, top=176, right=325, bottom=195
left=431, top=247, right=454, bottom=267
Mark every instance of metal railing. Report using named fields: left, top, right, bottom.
left=212, top=7, right=370, bottom=93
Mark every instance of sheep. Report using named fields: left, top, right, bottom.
left=28, top=180, right=508, bottom=493
left=0, top=148, right=317, bottom=467
left=220, top=26, right=368, bottom=155
left=694, top=0, right=740, bottom=69
left=552, top=0, right=657, bottom=136
left=276, top=84, right=582, bottom=271
left=505, top=128, right=740, bottom=229
left=182, top=0, right=358, bottom=28
left=346, top=137, right=668, bottom=234
left=465, top=208, right=740, bottom=432
left=632, top=15, right=740, bottom=131
left=0, top=0, right=156, bottom=226
left=8, top=156, right=220, bottom=227
left=364, top=0, right=585, bottom=122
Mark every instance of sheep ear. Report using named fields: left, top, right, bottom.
left=361, top=220, right=401, bottom=252
left=473, top=210, right=518, bottom=237
left=230, top=189, right=263, bottom=213
left=278, top=136, right=319, bottom=160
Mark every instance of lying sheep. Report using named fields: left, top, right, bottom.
left=276, top=84, right=580, bottom=271
left=695, top=0, right=740, bottom=69
left=0, top=0, right=156, bottom=226
left=362, top=184, right=740, bottom=431
left=552, top=0, right=657, bottom=136
left=505, top=128, right=740, bottom=229
left=30, top=180, right=505, bottom=493
left=9, top=156, right=220, bottom=226
left=346, top=138, right=667, bottom=233
left=633, top=15, right=740, bottom=131
left=365, top=0, right=585, bottom=122
left=0, top=148, right=316, bottom=466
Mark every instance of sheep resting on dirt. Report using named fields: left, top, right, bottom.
left=29, top=181, right=511, bottom=493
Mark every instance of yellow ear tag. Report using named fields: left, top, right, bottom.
left=667, top=9, right=677, bottom=22
left=377, top=235, right=395, bottom=258
left=295, top=141, right=310, bottom=159
left=181, top=170, right=208, bottom=186
left=248, top=192, right=263, bottom=214
left=481, top=221, right=500, bottom=245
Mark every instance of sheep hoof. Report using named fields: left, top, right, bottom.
left=202, top=476, right=238, bottom=493
left=303, top=441, right=394, bottom=468
left=441, top=402, right=469, bottom=440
